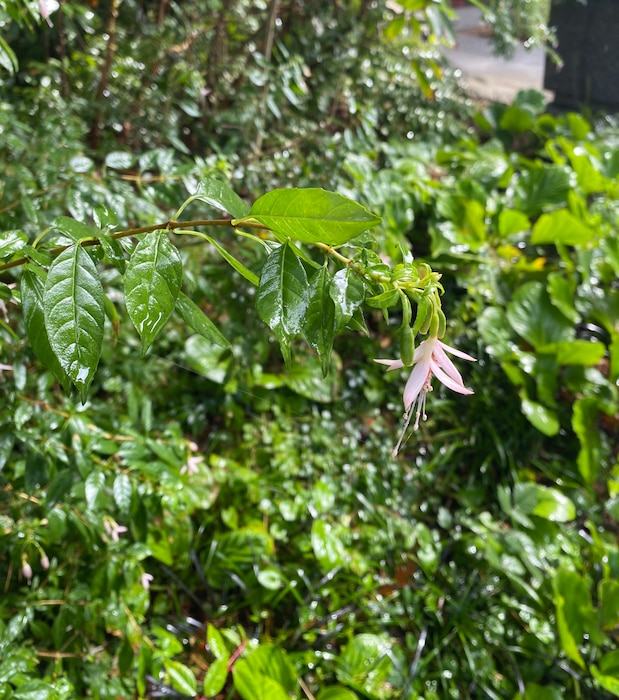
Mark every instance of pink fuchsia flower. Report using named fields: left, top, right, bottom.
left=39, top=0, right=59, bottom=27
left=141, top=572, right=154, bottom=590
left=104, top=518, right=128, bottom=543
left=376, top=335, right=475, bottom=454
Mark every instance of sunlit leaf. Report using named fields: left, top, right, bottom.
left=235, top=188, right=381, bottom=245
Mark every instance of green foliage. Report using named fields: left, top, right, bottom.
left=0, top=0, right=618, bottom=697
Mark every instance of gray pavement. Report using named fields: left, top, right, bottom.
left=444, top=7, right=552, bottom=104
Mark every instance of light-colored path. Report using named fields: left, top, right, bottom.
left=444, top=7, right=552, bottom=103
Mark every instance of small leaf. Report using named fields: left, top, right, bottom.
left=512, top=483, right=575, bottom=522
left=311, top=519, right=348, bottom=571
left=317, top=688, right=359, bottom=700
left=256, top=243, right=308, bottom=363
left=0, top=229, right=27, bottom=259
left=203, top=657, right=229, bottom=697
left=105, top=151, right=135, bottom=170
left=85, top=471, right=105, bottom=511
left=304, top=267, right=336, bottom=375
left=175, top=292, right=229, bottom=348
left=124, top=231, right=182, bottom=354
left=99, top=234, right=126, bottom=273
left=235, top=188, right=381, bottom=245
left=329, top=268, right=366, bottom=331
left=201, top=233, right=259, bottom=286
left=43, top=245, right=105, bottom=400
left=520, top=393, right=559, bottom=436
left=21, top=269, right=71, bottom=391
left=113, top=473, right=132, bottom=513
left=572, top=397, right=602, bottom=484
left=207, top=623, right=229, bottom=661
left=193, top=176, right=250, bottom=219
left=365, top=288, right=400, bottom=309
left=164, top=660, right=197, bottom=696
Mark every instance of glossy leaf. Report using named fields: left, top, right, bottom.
left=207, top=623, right=229, bottom=661
left=235, top=188, right=381, bottom=245
left=21, top=269, right=70, bottom=391
left=124, top=231, right=182, bottom=354
left=112, top=473, right=132, bottom=513
left=336, top=634, right=395, bottom=696
left=507, top=281, right=573, bottom=349
left=175, top=292, right=229, bottom=348
left=43, top=245, right=105, bottom=400
left=512, top=483, right=575, bottom=522
left=311, top=520, right=348, bottom=571
left=0, top=229, right=27, bottom=259
left=256, top=243, right=308, bottom=364
left=520, top=393, right=559, bottom=436
left=513, top=165, right=572, bottom=216
left=233, top=645, right=296, bottom=700
left=164, top=659, right=197, bottom=696
left=304, top=266, right=336, bottom=375
left=553, top=568, right=590, bottom=669
left=52, top=216, right=97, bottom=243
left=193, top=176, right=249, bottom=219
left=329, top=267, right=366, bottom=331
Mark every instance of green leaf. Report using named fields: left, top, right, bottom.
left=531, top=209, right=595, bottom=247
left=207, top=624, right=229, bottom=661
left=599, top=580, right=619, bottom=631
left=104, top=151, right=135, bottom=170
left=329, top=267, right=366, bottom=331
left=235, top=188, right=381, bottom=245
left=112, top=473, right=132, bottom=513
left=543, top=340, right=606, bottom=366
left=0, top=35, right=18, bottom=74
left=547, top=272, right=579, bottom=324
left=553, top=569, right=588, bottom=669
left=283, top=352, right=341, bottom=402
left=201, top=233, right=259, bottom=286
left=311, top=519, right=348, bottom=571
left=203, top=657, right=229, bottom=697
left=256, top=243, right=308, bottom=364
left=52, top=216, right=97, bottom=243
left=365, top=288, right=400, bottom=309
left=0, top=229, right=27, bottom=259
left=317, top=688, right=359, bottom=700
left=43, top=245, right=105, bottom=400
left=513, top=165, right=572, bottom=216
left=590, top=665, right=619, bottom=697
left=507, top=281, right=573, bottom=348
left=512, top=483, right=575, bottom=522
left=99, top=234, right=126, bottom=273
left=164, top=659, right=197, bottom=696
left=336, top=634, right=394, bottom=696
left=124, top=231, right=182, bottom=354
left=304, top=267, right=336, bottom=375
left=519, top=393, right=559, bottom=436
left=175, top=292, right=229, bottom=348
left=193, top=176, right=250, bottom=219
left=21, top=269, right=71, bottom=391
left=232, top=645, right=297, bottom=700
left=85, top=471, right=105, bottom=511
left=498, top=210, right=530, bottom=237
left=572, top=397, right=602, bottom=484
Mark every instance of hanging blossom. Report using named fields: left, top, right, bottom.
left=39, top=0, right=60, bottom=27
left=376, top=336, right=475, bottom=455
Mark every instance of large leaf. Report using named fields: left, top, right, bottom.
left=43, top=245, right=105, bottom=400
left=124, top=231, right=182, bottom=354
left=232, top=645, right=297, bottom=700
left=507, top=281, right=573, bottom=349
left=21, top=269, right=70, bottom=391
left=192, top=176, right=250, bottom=219
left=304, top=266, right=336, bottom=375
left=531, top=209, right=595, bottom=247
left=512, top=164, right=572, bottom=217
left=256, top=243, right=308, bottom=364
left=234, top=188, right=381, bottom=245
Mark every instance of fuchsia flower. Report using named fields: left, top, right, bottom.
left=376, top=336, right=475, bottom=454
left=39, top=0, right=59, bottom=27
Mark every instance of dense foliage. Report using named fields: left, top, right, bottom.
left=1, top=2, right=618, bottom=700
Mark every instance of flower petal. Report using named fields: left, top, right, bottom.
left=437, top=340, right=476, bottom=362
left=432, top=344, right=466, bottom=385
left=375, top=358, right=404, bottom=371
left=402, top=360, right=431, bottom=410
left=431, top=361, right=473, bottom=395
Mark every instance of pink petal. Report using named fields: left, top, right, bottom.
left=402, top=360, right=431, bottom=410
left=431, top=361, right=473, bottom=395
left=437, top=340, right=476, bottom=362
left=432, top=344, right=466, bottom=385
left=374, top=358, right=404, bottom=371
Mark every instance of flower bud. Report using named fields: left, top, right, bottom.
left=40, top=555, right=50, bottom=570
left=22, top=561, right=33, bottom=582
